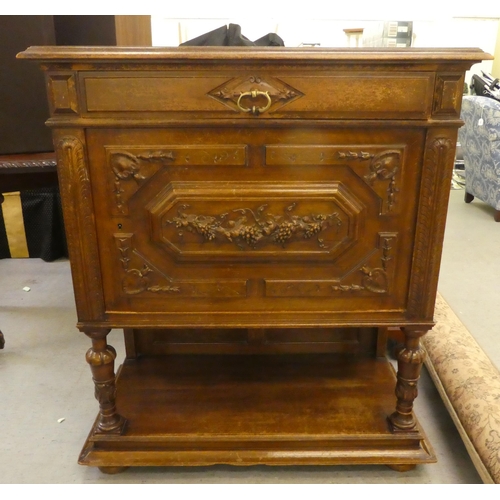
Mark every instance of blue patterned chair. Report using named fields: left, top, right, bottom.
left=458, top=95, right=500, bottom=222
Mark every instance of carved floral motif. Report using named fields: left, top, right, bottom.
left=165, top=203, right=342, bottom=250
left=115, top=236, right=180, bottom=295
left=110, top=151, right=175, bottom=213
left=331, top=236, right=394, bottom=294
left=394, top=376, right=419, bottom=403
left=338, top=150, right=400, bottom=212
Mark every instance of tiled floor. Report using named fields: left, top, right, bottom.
left=1, top=189, right=498, bottom=483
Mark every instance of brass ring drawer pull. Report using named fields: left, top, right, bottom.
left=237, top=90, right=272, bottom=115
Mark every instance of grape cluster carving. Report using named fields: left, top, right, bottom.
left=166, top=204, right=341, bottom=250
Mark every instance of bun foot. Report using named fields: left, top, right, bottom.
left=98, top=466, right=129, bottom=474
left=387, top=464, right=416, bottom=472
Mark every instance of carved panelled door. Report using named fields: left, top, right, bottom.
left=87, top=125, right=423, bottom=322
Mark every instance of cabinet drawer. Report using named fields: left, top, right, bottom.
left=81, top=71, right=434, bottom=120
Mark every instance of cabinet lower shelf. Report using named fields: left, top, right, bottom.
left=79, top=354, right=435, bottom=469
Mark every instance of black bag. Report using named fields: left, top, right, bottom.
left=471, top=71, right=500, bottom=102
left=180, top=23, right=284, bottom=47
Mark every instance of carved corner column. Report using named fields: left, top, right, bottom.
left=388, top=327, right=428, bottom=432
left=84, top=329, right=126, bottom=434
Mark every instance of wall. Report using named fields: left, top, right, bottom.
left=0, top=16, right=55, bottom=154
left=150, top=8, right=499, bottom=82
left=53, top=15, right=116, bottom=45
left=493, top=21, right=500, bottom=77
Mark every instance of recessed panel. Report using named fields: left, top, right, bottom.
left=149, top=181, right=364, bottom=262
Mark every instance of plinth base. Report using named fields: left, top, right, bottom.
left=79, top=354, right=435, bottom=469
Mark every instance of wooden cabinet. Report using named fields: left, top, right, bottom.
left=19, top=46, right=490, bottom=473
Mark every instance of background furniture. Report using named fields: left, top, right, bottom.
left=0, top=16, right=151, bottom=347
left=20, top=45, right=488, bottom=473
left=458, top=95, right=500, bottom=221
left=0, top=153, right=60, bottom=349
left=0, top=15, right=119, bottom=261
left=0, top=153, right=67, bottom=262
left=0, top=153, right=57, bottom=198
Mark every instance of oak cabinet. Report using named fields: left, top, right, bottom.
left=18, top=46, right=490, bottom=473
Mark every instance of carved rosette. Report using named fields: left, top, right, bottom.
left=166, top=202, right=342, bottom=250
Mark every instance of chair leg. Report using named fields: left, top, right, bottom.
left=495, top=210, right=500, bottom=223
left=464, top=191, right=474, bottom=203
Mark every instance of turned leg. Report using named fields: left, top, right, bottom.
left=84, top=329, right=126, bottom=434
left=464, top=191, right=474, bottom=203
left=389, top=327, right=427, bottom=432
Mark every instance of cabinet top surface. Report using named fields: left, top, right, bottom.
left=18, top=45, right=492, bottom=64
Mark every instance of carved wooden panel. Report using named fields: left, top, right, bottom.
left=266, top=145, right=404, bottom=214
left=114, top=233, right=247, bottom=298
left=106, top=146, right=247, bottom=215
left=48, top=73, right=78, bottom=114
left=86, top=126, right=423, bottom=317
left=266, top=233, right=397, bottom=297
left=432, top=73, right=464, bottom=117
left=149, top=181, right=363, bottom=262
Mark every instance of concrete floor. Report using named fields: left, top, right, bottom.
left=1, top=189, right=498, bottom=484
